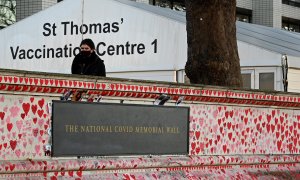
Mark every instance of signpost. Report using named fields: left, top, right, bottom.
left=52, top=101, right=189, bottom=156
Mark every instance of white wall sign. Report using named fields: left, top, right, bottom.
left=0, top=0, right=187, bottom=74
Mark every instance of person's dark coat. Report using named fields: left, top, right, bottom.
left=71, top=52, right=106, bottom=76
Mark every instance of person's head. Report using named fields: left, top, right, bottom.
left=80, top=38, right=95, bottom=57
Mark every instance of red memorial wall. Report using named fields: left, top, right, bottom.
left=0, top=69, right=299, bottom=179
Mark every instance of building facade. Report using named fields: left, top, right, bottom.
left=236, top=0, right=300, bottom=32
left=16, top=0, right=300, bottom=32
left=148, top=0, right=300, bottom=32
left=16, top=0, right=59, bottom=21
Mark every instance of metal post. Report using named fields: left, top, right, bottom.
left=281, top=54, right=288, bottom=92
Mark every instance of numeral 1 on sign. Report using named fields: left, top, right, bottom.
left=151, top=39, right=157, bottom=53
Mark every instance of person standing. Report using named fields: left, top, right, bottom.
left=71, top=38, right=106, bottom=76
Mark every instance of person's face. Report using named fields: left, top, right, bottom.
left=80, top=44, right=94, bottom=56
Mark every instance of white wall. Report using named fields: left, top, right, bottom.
left=288, top=69, right=300, bottom=92
left=108, top=70, right=176, bottom=82
left=238, top=41, right=282, bottom=67
left=287, top=56, right=300, bottom=92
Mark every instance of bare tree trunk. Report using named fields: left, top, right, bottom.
left=185, top=0, right=242, bottom=87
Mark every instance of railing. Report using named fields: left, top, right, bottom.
left=282, top=0, right=300, bottom=8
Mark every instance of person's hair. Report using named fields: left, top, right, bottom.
left=80, top=38, right=95, bottom=49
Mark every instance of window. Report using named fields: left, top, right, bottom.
left=184, top=75, right=190, bottom=84
left=282, top=17, right=300, bottom=32
left=259, top=73, right=274, bottom=91
left=236, top=7, right=252, bottom=23
left=236, top=14, right=251, bottom=23
left=241, top=69, right=255, bottom=89
left=151, top=0, right=185, bottom=11
left=282, top=0, right=300, bottom=8
left=241, top=68, right=278, bottom=91
left=242, top=74, right=251, bottom=89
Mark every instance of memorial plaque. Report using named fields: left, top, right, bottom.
left=52, top=101, right=189, bottom=156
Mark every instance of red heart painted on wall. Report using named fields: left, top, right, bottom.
left=280, top=116, right=284, bottom=124
left=277, top=140, right=282, bottom=150
left=191, top=142, right=196, bottom=150
left=217, top=135, right=220, bottom=142
left=271, top=125, right=275, bottom=133
left=22, top=103, right=30, bottom=115
left=0, top=112, right=5, bottom=120
left=218, top=119, right=222, bottom=125
left=9, top=164, right=15, bottom=171
left=101, top=83, right=106, bottom=89
left=39, top=79, right=44, bottom=85
left=15, top=86, right=22, bottom=91
left=222, top=145, right=227, bottom=153
left=225, top=111, right=230, bottom=119
left=9, top=140, right=17, bottom=150
left=76, top=171, right=82, bottom=177
left=0, top=84, right=7, bottom=90
left=272, top=110, right=276, bottom=117
left=254, top=118, right=257, bottom=124
left=7, top=123, right=13, bottom=132
left=68, top=171, right=74, bottom=177
left=266, top=124, right=271, bottom=133
left=7, top=77, right=12, bottom=83
left=42, top=79, right=48, bottom=85
left=31, top=105, right=37, bottom=115
left=227, top=122, right=232, bottom=129
left=38, top=99, right=45, bottom=108
left=39, top=130, right=44, bottom=136
left=28, top=78, right=33, bottom=85
left=36, top=87, right=43, bottom=92
left=32, top=118, right=37, bottom=124
left=42, top=87, right=50, bottom=93
left=266, top=114, right=272, bottom=123
left=32, top=128, right=38, bottom=137
left=195, top=131, right=200, bottom=139
left=244, top=117, right=248, bottom=124
left=276, top=132, right=280, bottom=139
left=23, top=77, right=29, bottom=84
left=66, top=80, right=72, bottom=87
left=7, top=85, right=14, bottom=91
left=33, top=78, right=38, bottom=85
left=228, top=132, right=232, bottom=140
left=19, top=113, right=26, bottom=120
left=37, top=110, right=44, bottom=118
left=195, top=147, right=200, bottom=154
